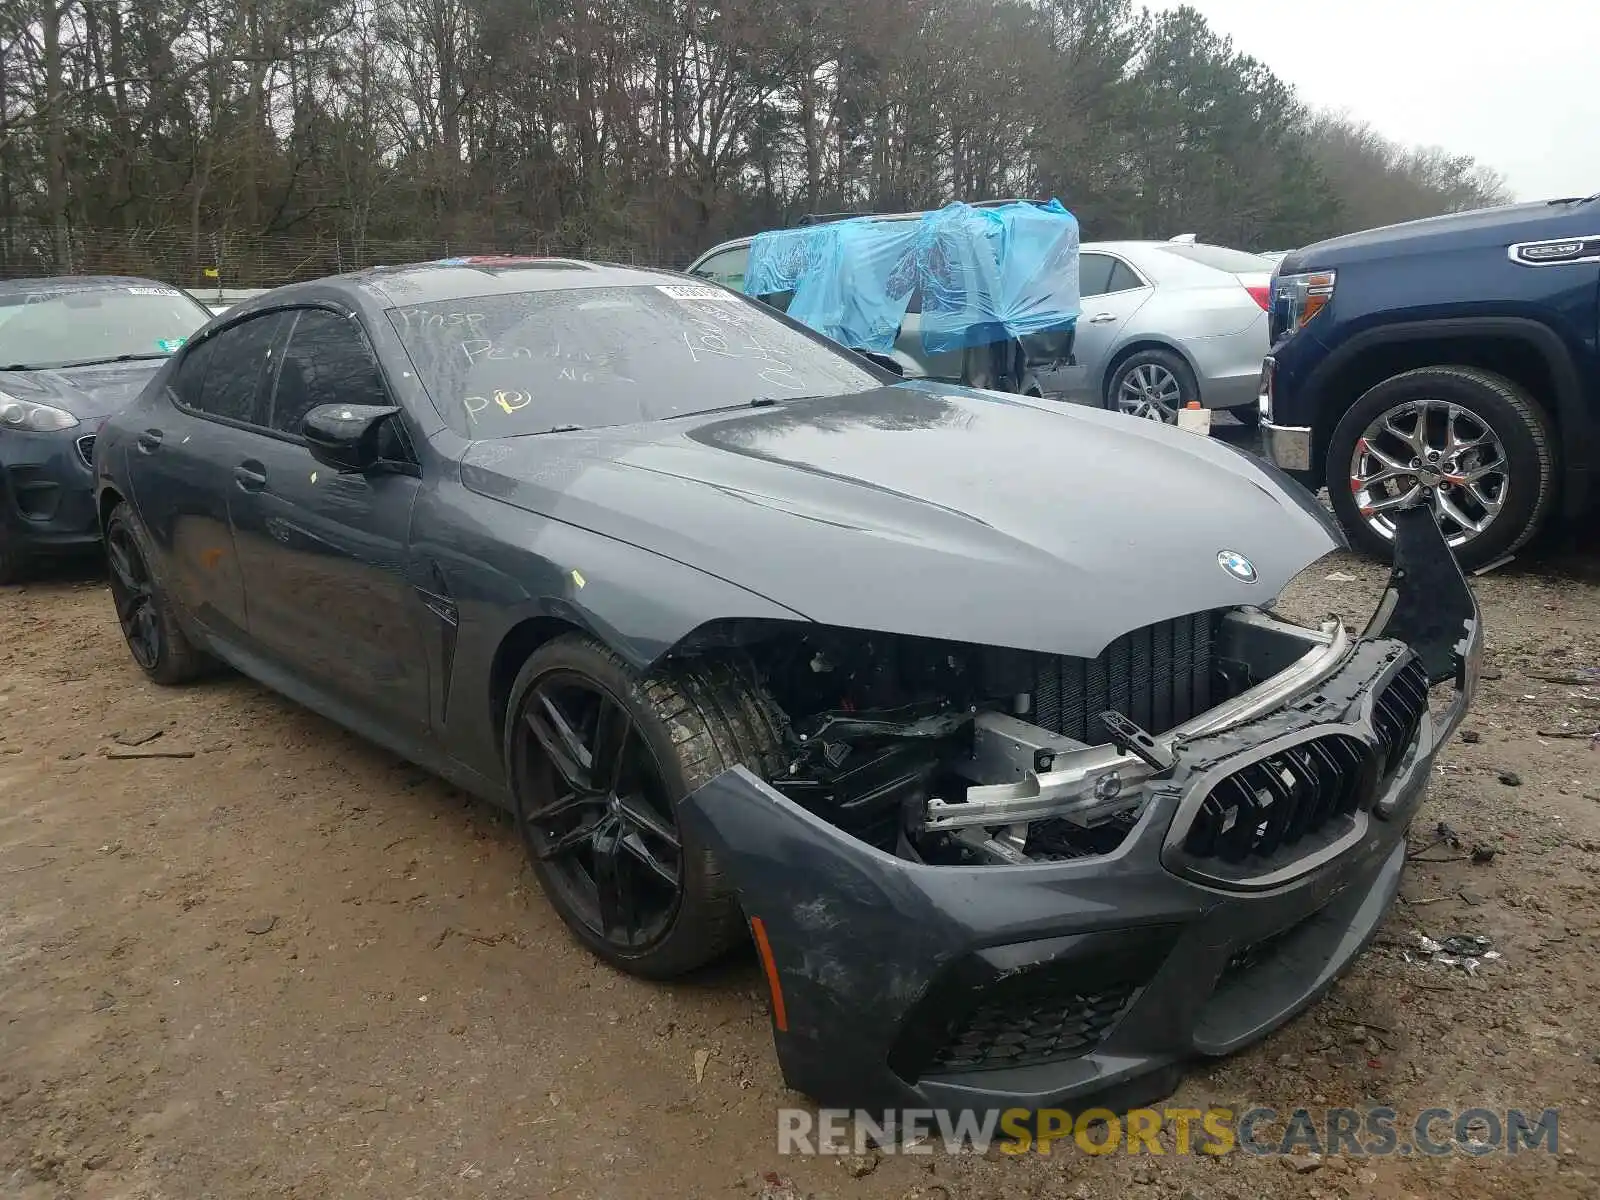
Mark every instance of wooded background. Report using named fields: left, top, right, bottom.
left=1, top=0, right=1513, bottom=285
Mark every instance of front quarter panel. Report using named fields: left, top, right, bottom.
left=412, top=463, right=810, bottom=783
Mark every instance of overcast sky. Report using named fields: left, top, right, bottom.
left=1173, top=0, right=1600, bottom=202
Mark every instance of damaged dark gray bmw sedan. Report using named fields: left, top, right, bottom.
left=93, top=258, right=1482, bottom=1116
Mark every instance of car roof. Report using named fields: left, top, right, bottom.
left=0, top=274, right=182, bottom=296
left=1086, top=239, right=1273, bottom=260
left=268, top=258, right=697, bottom=309
left=1082, top=240, right=1215, bottom=255
left=1083, top=241, right=1273, bottom=284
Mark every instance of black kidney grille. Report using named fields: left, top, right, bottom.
left=927, top=981, right=1137, bottom=1074
left=1028, top=611, right=1217, bottom=744
left=1372, top=657, right=1428, bottom=778
left=1183, top=734, right=1372, bottom=864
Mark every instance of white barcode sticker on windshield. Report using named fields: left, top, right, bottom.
left=656, top=284, right=740, bottom=302
left=127, top=286, right=180, bottom=296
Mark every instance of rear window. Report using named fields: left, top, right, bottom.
left=690, top=246, right=749, bottom=291
left=1153, top=244, right=1274, bottom=274
left=388, top=283, right=881, bottom=437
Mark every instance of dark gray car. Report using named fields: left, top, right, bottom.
left=0, top=276, right=213, bottom=581
left=94, top=257, right=1482, bottom=1116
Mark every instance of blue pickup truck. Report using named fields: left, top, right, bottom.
left=1260, top=194, right=1599, bottom=569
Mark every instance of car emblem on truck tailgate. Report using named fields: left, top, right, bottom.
left=1217, top=550, right=1258, bottom=583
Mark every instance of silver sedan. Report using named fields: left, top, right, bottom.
left=1056, top=241, right=1275, bottom=424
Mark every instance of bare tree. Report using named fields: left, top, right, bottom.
left=0, top=0, right=1517, bottom=282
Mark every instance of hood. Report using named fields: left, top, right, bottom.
left=461, top=385, right=1342, bottom=658
left=1282, top=199, right=1594, bottom=272
left=0, top=359, right=165, bottom=422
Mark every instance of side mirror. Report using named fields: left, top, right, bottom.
left=302, top=403, right=402, bottom=473
left=856, top=350, right=904, bottom=377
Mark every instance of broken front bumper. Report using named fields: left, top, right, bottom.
left=679, top=507, right=1482, bottom=1115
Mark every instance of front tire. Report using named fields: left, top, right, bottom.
left=1106, top=348, right=1198, bottom=423
left=104, top=502, right=214, bottom=684
left=0, top=548, right=30, bottom=586
left=1326, top=366, right=1555, bottom=570
left=504, top=634, right=785, bottom=979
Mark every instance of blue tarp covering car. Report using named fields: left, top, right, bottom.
left=743, top=199, right=1081, bottom=356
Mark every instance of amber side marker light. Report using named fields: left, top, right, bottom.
left=749, top=916, right=790, bottom=1032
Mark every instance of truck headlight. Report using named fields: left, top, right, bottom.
left=1274, top=269, right=1336, bottom=334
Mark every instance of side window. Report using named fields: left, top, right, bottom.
left=169, top=335, right=217, bottom=410
left=187, top=314, right=282, bottom=424
left=1107, top=261, right=1144, bottom=293
left=1078, top=253, right=1115, bottom=298
left=692, top=246, right=750, bottom=291
left=757, top=290, right=795, bottom=314
left=269, top=309, right=389, bottom=438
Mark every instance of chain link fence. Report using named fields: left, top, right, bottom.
left=0, top=224, right=676, bottom=290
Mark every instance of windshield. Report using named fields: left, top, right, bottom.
left=0, top=283, right=211, bottom=369
left=1153, top=244, right=1275, bottom=274
left=389, top=283, right=883, bottom=436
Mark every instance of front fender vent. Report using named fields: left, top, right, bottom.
left=415, top=562, right=459, bottom=721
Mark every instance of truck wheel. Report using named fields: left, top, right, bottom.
left=1106, top=349, right=1198, bottom=423
left=1326, top=366, right=1555, bottom=570
left=504, top=634, right=785, bottom=979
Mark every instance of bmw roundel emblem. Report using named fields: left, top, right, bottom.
left=1217, top=549, right=1258, bottom=584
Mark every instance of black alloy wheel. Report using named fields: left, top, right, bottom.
left=103, top=501, right=213, bottom=684
left=106, top=519, right=162, bottom=670
left=504, top=634, right=784, bottom=978
left=511, top=669, right=685, bottom=952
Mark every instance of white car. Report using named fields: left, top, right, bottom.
left=1053, top=240, right=1277, bottom=424
left=688, top=227, right=1275, bottom=425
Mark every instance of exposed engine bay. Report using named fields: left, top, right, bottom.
left=673, top=605, right=1352, bottom=866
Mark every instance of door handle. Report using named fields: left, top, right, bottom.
left=233, top=462, right=268, bottom=492
left=1088, top=312, right=1119, bottom=324
left=136, top=429, right=163, bottom=453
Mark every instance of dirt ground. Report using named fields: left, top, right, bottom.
left=2, top=528, right=1599, bottom=1200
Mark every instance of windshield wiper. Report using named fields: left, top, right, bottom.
left=505, top=397, right=786, bottom=438
left=667, top=398, right=779, bottom=421
left=50, top=352, right=173, bottom=370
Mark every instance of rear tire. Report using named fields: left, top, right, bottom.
left=1106, top=348, right=1198, bottom=423
left=504, top=634, right=785, bottom=979
left=1325, top=366, right=1555, bottom=570
left=104, top=501, right=214, bottom=684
